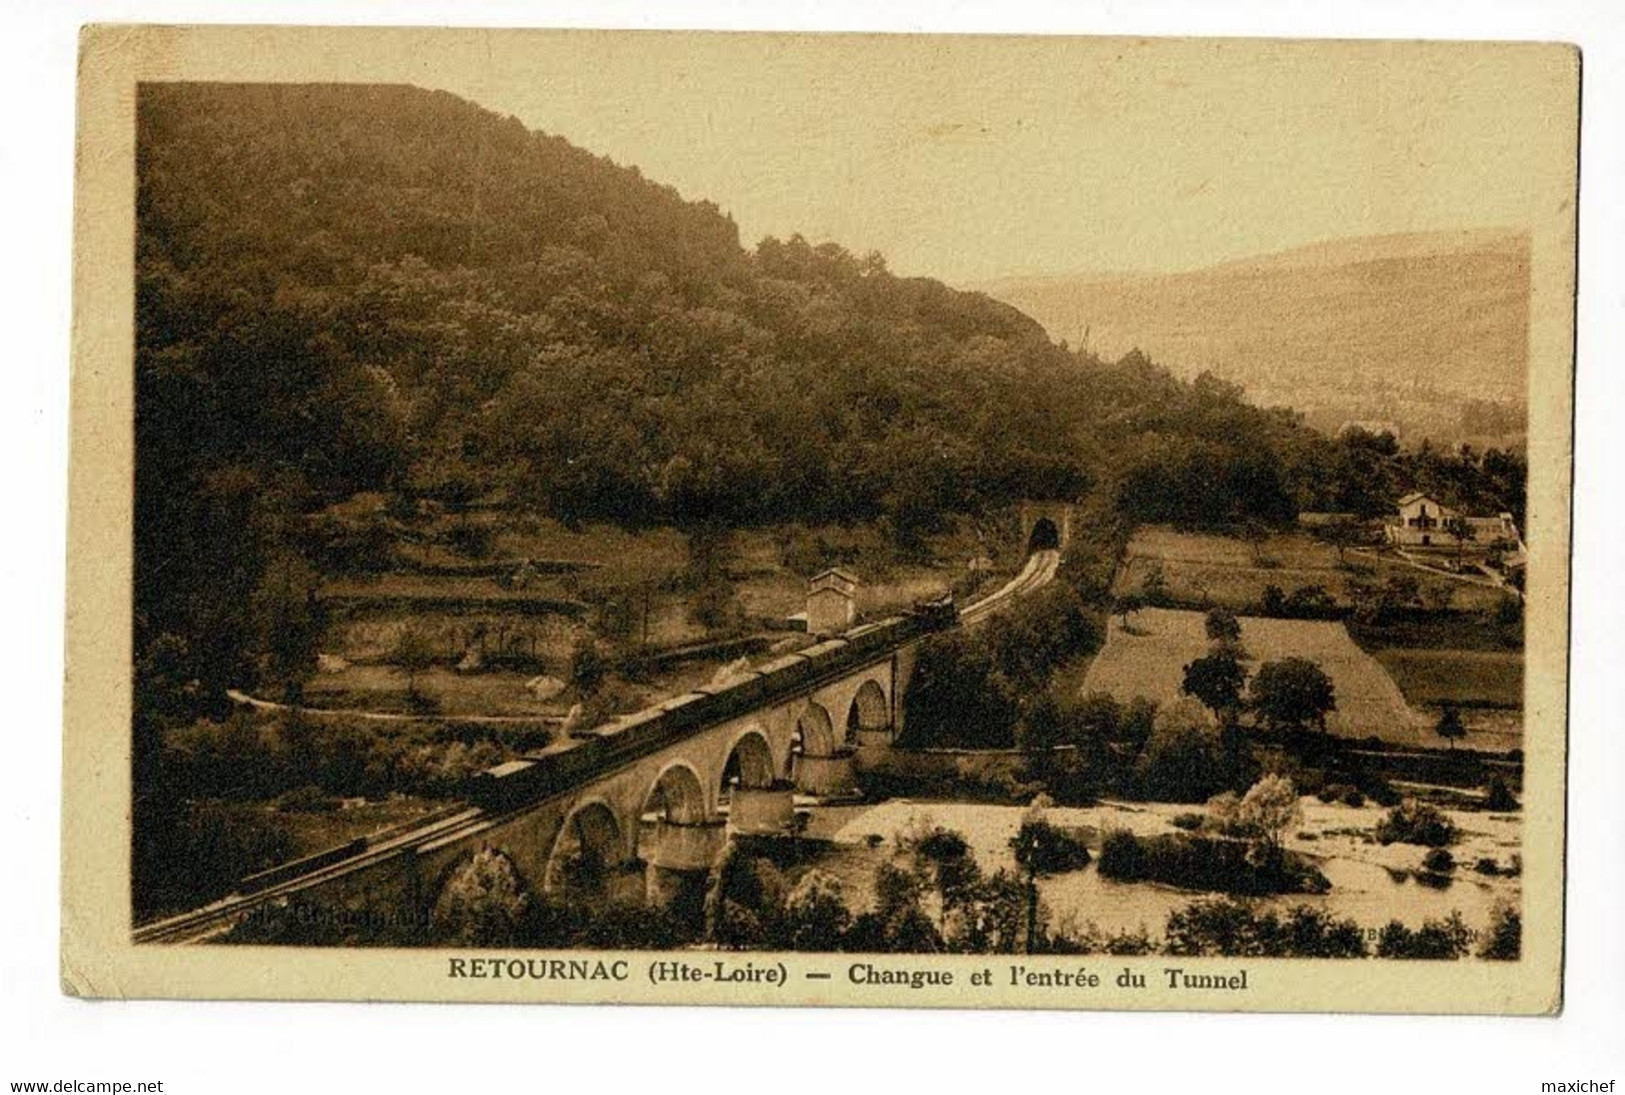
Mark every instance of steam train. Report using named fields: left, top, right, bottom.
left=468, top=596, right=956, bottom=813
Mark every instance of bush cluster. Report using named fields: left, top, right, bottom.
left=160, top=712, right=548, bottom=804
left=1375, top=912, right=1474, bottom=959
left=1163, top=898, right=1366, bottom=958
left=1374, top=800, right=1459, bottom=848
left=1096, top=830, right=1328, bottom=896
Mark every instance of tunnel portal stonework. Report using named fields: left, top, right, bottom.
left=1019, top=500, right=1076, bottom=553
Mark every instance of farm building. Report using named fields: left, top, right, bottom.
left=1385, top=491, right=1524, bottom=564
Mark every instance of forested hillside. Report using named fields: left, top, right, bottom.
left=133, top=83, right=1523, bottom=716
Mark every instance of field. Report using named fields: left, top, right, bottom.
left=1105, top=525, right=1523, bottom=753
left=1114, top=526, right=1509, bottom=614
left=1371, top=650, right=1524, bottom=753
left=1081, top=606, right=1425, bottom=743
left=1373, top=649, right=1523, bottom=710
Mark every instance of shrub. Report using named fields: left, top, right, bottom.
left=1164, top=897, right=1366, bottom=958
left=1278, top=904, right=1369, bottom=958
left=1101, top=927, right=1157, bottom=956
left=444, top=518, right=496, bottom=559
left=1096, top=830, right=1327, bottom=896
left=1046, top=918, right=1157, bottom=956
left=1374, top=800, right=1459, bottom=847
left=1474, top=857, right=1501, bottom=876
left=1170, top=812, right=1204, bottom=832
left=1484, top=776, right=1519, bottom=812
left=1283, top=584, right=1338, bottom=618
left=1316, top=780, right=1364, bottom=807
left=1011, top=818, right=1092, bottom=875
left=1260, top=584, right=1287, bottom=616
left=1421, top=848, right=1455, bottom=874
left=431, top=847, right=530, bottom=946
left=1375, top=912, right=1473, bottom=959
left=1479, top=903, right=1521, bottom=960
left=523, top=893, right=691, bottom=950
left=1098, top=829, right=1145, bottom=879
left=783, top=870, right=854, bottom=952
left=275, top=784, right=341, bottom=813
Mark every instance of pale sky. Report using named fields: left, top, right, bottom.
left=419, top=34, right=1575, bottom=283
left=158, top=29, right=1576, bottom=285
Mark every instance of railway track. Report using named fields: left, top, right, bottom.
left=132, top=805, right=489, bottom=944
left=960, top=548, right=1060, bottom=624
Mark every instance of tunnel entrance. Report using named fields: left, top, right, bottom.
left=1027, top=516, right=1061, bottom=552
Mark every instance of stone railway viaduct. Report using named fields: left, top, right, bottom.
left=138, top=506, right=1075, bottom=943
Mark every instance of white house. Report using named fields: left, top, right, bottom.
left=1386, top=491, right=1523, bottom=562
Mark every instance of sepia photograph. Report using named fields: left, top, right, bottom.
left=60, top=24, right=1578, bottom=1014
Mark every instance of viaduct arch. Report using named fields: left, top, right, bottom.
left=409, top=657, right=906, bottom=925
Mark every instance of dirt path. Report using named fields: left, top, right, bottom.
left=225, top=689, right=564, bottom=725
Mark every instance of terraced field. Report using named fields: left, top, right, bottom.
left=1081, top=606, right=1426, bottom=744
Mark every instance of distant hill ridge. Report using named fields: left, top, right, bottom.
left=972, top=229, right=1530, bottom=445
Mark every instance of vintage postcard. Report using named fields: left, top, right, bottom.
left=64, top=25, right=1577, bottom=1011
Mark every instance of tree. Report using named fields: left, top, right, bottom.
left=393, top=622, right=438, bottom=700
left=1260, top=583, right=1287, bottom=616
left=1140, top=563, right=1168, bottom=605
left=1385, top=572, right=1421, bottom=610
left=863, top=861, right=943, bottom=953
left=1204, top=607, right=1241, bottom=645
left=251, top=551, right=324, bottom=703
left=1323, top=516, right=1359, bottom=564
left=783, top=870, right=853, bottom=951
left=909, top=827, right=983, bottom=933
left=901, top=631, right=1019, bottom=749
left=1484, top=775, right=1519, bottom=811
left=1444, top=514, right=1477, bottom=565
left=1479, top=902, right=1521, bottom=960
left=1420, top=582, right=1456, bottom=613
left=1115, top=592, right=1145, bottom=629
left=950, top=870, right=1027, bottom=954
left=1249, top=657, right=1337, bottom=734
left=1242, top=519, right=1271, bottom=564
left=431, top=848, right=530, bottom=946
left=1008, top=803, right=1091, bottom=953
left=1135, top=698, right=1228, bottom=803
left=1435, top=703, right=1467, bottom=750
left=1181, top=651, right=1248, bottom=726
left=1236, top=775, right=1303, bottom=865
left=570, top=635, right=608, bottom=696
